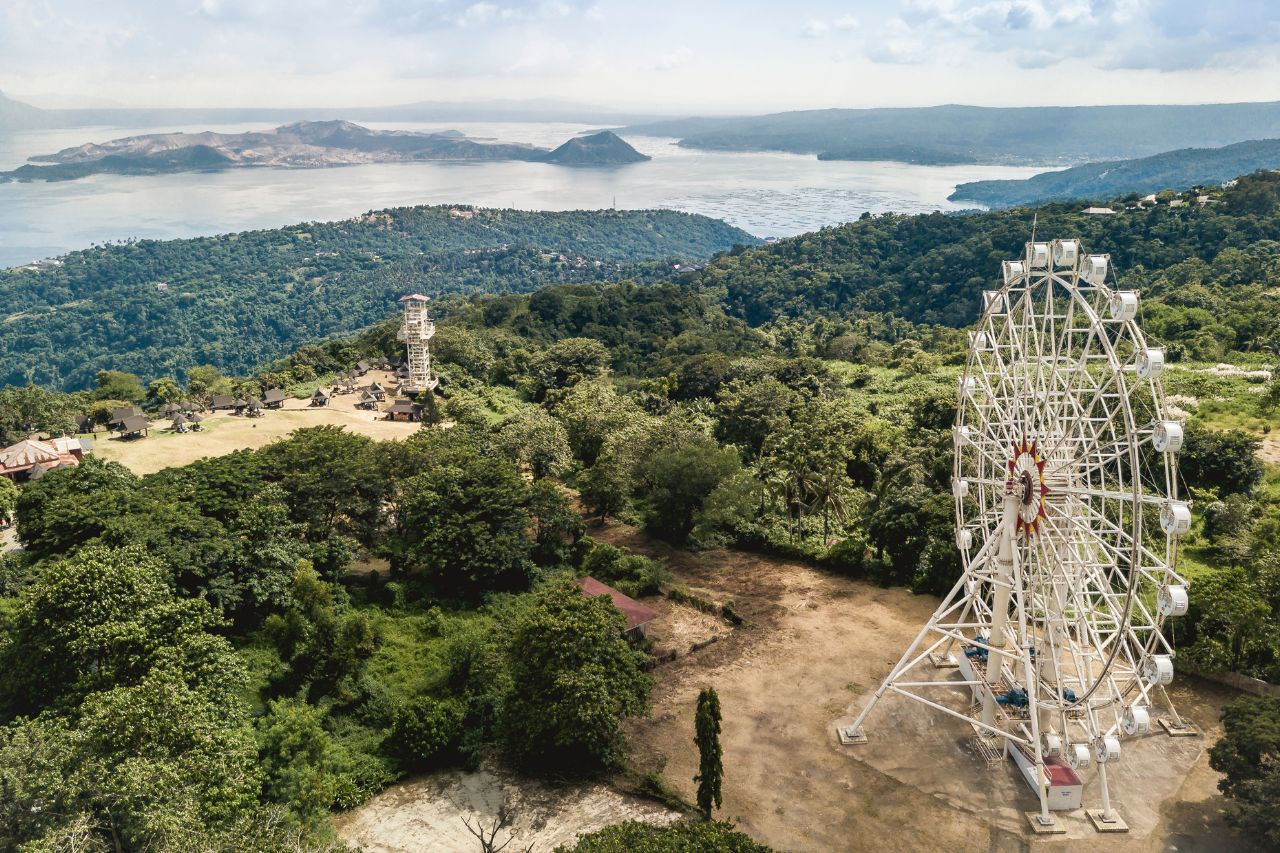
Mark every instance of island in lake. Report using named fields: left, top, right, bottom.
left=1, top=122, right=651, bottom=182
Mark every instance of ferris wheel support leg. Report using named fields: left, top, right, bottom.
left=983, top=491, right=1021, bottom=728
left=840, top=567, right=976, bottom=744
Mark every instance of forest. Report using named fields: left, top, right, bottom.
left=4, top=172, right=1280, bottom=849
left=0, top=206, right=755, bottom=390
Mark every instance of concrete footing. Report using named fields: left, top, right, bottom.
left=929, top=652, right=959, bottom=669
left=1086, top=809, right=1130, bottom=833
left=837, top=726, right=868, bottom=745
left=1158, top=717, right=1198, bottom=737
left=1024, top=812, right=1066, bottom=834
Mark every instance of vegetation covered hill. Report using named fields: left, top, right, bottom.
left=544, top=131, right=651, bottom=166
left=624, top=102, right=1280, bottom=165
left=0, top=206, right=756, bottom=390
left=950, top=139, right=1280, bottom=208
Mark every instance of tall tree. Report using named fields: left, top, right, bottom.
left=694, top=687, right=724, bottom=820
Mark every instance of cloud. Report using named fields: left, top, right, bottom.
left=879, top=0, right=1280, bottom=71
left=802, top=19, right=830, bottom=38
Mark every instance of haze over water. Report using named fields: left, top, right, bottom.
left=0, top=121, right=1050, bottom=267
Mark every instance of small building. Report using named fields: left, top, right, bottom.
left=263, top=388, right=287, bottom=409
left=365, top=382, right=387, bottom=402
left=384, top=399, right=422, bottom=422
left=245, top=398, right=265, bottom=417
left=119, top=414, right=150, bottom=439
left=1168, top=199, right=1186, bottom=208
left=356, top=391, right=380, bottom=410
left=354, top=359, right=371, bottom=376
left=210, top=394, right=236, bottom=410
left=575, top=577, right=659, bottom=640
left=1081, top=206, right=1115, bottom=215
left=310, top=388, right=330, bottom=407
left=108, top=405, right=143, bottom=430
left=231, top=398, right=249, bottom=414
left=75, top=415, right=96, bottom=435
left=0, top=438, right=84, bottom=481
left=170, top=413, right=191, bottom=433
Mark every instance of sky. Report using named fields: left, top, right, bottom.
left=3, top=0, right=1279, bottom=113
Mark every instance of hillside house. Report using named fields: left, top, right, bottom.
left=311, top=388, right=330, bottom=407
left=575, top=577, right=659, bottom=640
left=263, top=388, right=287, bottom=409
left=210, top=394, right=236, bottom=410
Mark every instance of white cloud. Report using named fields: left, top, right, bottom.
left=802, top=19, right=830, bottom=38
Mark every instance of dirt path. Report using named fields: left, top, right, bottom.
left=587, top=520, right=1258, bottom=853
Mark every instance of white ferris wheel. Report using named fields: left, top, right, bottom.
left=841, top=238, right=1194, bottom=832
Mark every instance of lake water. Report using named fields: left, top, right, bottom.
left=0, top=121, right=1051, bottom=267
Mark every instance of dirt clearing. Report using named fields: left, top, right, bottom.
left=586, top=519, right=1259, bottom=853
left=94, top=374, right=421, bottom=476
left=332, top=767, right=678, bottom=852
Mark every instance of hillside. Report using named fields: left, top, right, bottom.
left=623, top=101, right=1280, bottom=166
left=543, top=131, right=650, bottom=166
left=0, top=206, right=756, bottom=389
left=950, top=139, right=1280, bottom=207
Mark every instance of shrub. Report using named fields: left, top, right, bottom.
left=389, top=696, right=465, bottom=769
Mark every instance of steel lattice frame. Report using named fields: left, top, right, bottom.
left=844, top=239, right=1190, bottom=822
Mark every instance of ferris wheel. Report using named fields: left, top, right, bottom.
left=841, top=239, right=1193, bottom=833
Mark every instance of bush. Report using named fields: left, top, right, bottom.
left=579, top=539, right=670, bottom=597
left=556, top=820, right=774, bottom=852
left=389, top=696, right=465, bottom=769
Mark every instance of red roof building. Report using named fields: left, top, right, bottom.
left=575, top=576, right=659, bottom=637
left=0, top=438, right=85, bottom=480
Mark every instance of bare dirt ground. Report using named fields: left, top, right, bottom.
left=332, top=767, right=678, bottom=852
left=587, top=519, right=1260, bottom=853
left=94, top=371, right=421, bottom=475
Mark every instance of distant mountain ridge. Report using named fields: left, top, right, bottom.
left=949, top=139, right=1280, bottom=208
left=622, top=102, right=1280, bottom=166
left=2, top=122, right=652, bottom=182
left=0, top=91, right=668, bottom=131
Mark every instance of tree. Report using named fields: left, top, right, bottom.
left=501, top=580, right=652, bottom=769
left=551, top=379, right=644, bottom=466
left=1208, top=696, right=1280, bottom=847
left=94, top=369, right=146, bottom=402
left=0, top=668, right=263, bottom=852
left=524, top=338, right=611, bottom=402
left=0, top=544, right=244, bottom=717
left=186, top=364, right=231, bottom=399
left=637, top=432, right=742, bottom=540
left=255, top=698, right=343, bottom=828
left=714, top=377, right=799, bottom=458
left=260, top=426, right=386, bottom=542
left=493, top=406, right=573, bottom=479
left=147, top=376, right=185, bottom=405
left=398, top=455, right=534, bottom=599
left=264, top=562, right=378, bottom=700
left=694, top=687, right=724, bottom=820
left=0, top=476, right=16, bottom=527
left=1179, top=425, right=1264, bottom=496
